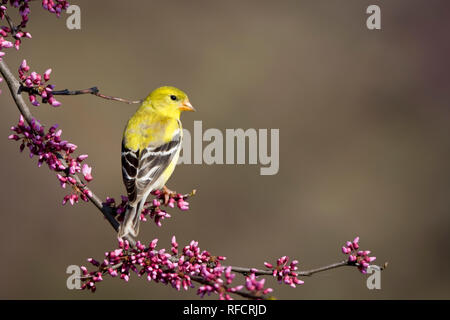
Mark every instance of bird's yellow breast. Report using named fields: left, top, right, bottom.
left=124, top=109, right=180, bottom=151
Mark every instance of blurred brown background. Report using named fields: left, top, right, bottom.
left=1, top=0, right=449, bottom=299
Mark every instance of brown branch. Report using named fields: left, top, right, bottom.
left=51, top=87, right=142, bottom=104
left=0, top=59, right=35, bottom=124
left=298, top=260, right=350, bottom=276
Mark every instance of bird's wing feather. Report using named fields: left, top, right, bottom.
left=121, top=128, right=182, bottom=204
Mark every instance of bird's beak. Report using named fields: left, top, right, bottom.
left=179, top=100, right=196, bottom=112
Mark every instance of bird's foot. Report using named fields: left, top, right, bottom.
left=162, top=185, right=177, bottom=205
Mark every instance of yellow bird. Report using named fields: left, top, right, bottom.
left=118, top=86, right=195, bottom=239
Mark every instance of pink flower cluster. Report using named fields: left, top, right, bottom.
left=105, top=191, right=191, bottom=228
left=0, top=1, right=32, bottom=49
left=18, top=60, right=61, bottom=107
left=244, top=273, right=273, bottom=296
left=9, top=115, right=93, bottom=205
left=1, top=1, right=69, bottom=25
left=2, top=1, right=30, bottom=27
left=263, top=256, right=304, bottom=288
left=41, top=0, right=69, bottom=17
left=341, top=236, right=376, bottom=274
left=0, top=4, right=14, bottom=62
left=0, top=26, right=13, bottom=52
left=0, top=1, right=70, bottom=76
left=6, top=27, right=31, bottom=50
left=0, top=1, right=68, bottom=51
left=142, top=190, right=190, bottom=226
left=81, top=238, right=246, bottom=300
left=152, top=189, right=190, bottom=211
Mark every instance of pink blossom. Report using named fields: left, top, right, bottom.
left=43, top=68, right=51, bottom=81
left=341, top=236, right=376, bottom=273
left=82, top=164, right=93, bottom=182
left=264, top=256, right=304, bottom=288
left=9, top=115, right=94, bottom=205
left=109, top=190, right=192, bottom=228
left=17, top=61, right=61, bottom=107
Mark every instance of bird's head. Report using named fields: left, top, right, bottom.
left=146, top=86, right=195, bottom=118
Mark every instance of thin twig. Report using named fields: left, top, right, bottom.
left=51, top=86, right=142, bottom=104
left=4, top=13, right=18, bottom=36
left=227, top=261, right=351, bottom=277
left=298, top=260, right=350, bottom=276
left=228, top=260, right=386, bottom=277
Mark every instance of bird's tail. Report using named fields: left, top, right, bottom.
left=118, top=200, right=143, bottom=239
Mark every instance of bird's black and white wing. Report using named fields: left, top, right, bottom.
left=121, top=128, right=182, bottom=205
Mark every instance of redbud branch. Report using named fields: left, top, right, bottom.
left=297, top=260, right=350, bottom=276
left=226, top=261, right=350, bottom=277
left=0, top=60, right=34, bottom=124
left=0, top=59, right=121, bottom=235
left=51, top=87, right=142, bottom=104
left=95, top=257, right=361, bottom=278
left=229, top=260, right=387, bottom=278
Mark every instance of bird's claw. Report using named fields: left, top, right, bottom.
left=162, top=185, right=177, bottom=205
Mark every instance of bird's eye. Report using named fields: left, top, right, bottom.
left=170, top=95, right=177, bottom=101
